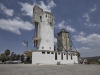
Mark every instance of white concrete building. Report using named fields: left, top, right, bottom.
left=33, top=5, right=54, bottom=51
left=24, top=5, right=79, bottom=65
left=32, top=50, right=78, bottom=65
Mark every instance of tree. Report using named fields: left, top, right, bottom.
left=21, top=54, right=25, bottom=63
left=0, top=53, right=7, bottom=63
left=16, top=54, right=20, bottom=60
left=10, top=52, right=16, bottom=61
left=5, top=49, right=10, bottom=56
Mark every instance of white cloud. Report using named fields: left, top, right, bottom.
left=82, top=4, right=99, bottom=27
left=77, top=47, right=91, bottom=52
left=90, top=4, right=97, bottom=12
left=0, top=18, right=34, bottom=35
left=83, top=13, right=97, bottom=27
left=79, top=31, right=85, bottom=36
left=58, top=21, right=76, bottom=32
left=83, top=13, right=90, bottom=22
left=22, top=42, right=26, bottom=46
left=19, top=0, right=56, bottom=17
left=0, top=3, right=14, bottom=16
left=66, top=26, right=76, bottom=32
left=73, top=32, right=100, bottom=57
left=73, top=33, right=100, bottom=45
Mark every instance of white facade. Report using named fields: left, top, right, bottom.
left=32, top=51, right=78, bottom=65
left=33, top=5, right=54, bottom=51
left=31, top=5, right=79, bottom=65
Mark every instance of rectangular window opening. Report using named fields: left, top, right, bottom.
left=61, top=53, right=63, bottom=60
left=47, top=52, right=50, bottom=54
left=55, top=53, right=57, bottom=60
left=40, top=16, right=42, bottom=22
left=34, top=22, right=38, bottom=38
left=66, top=54, right=68, bottom=60
left=49, top=47, right=51, bottom=49
left=46, top=15, right=47, bottom=17
left=42, top=52, right=45, bottom=54
left=50, top=22, right=52, bottom=26
left=51, top=52, right=54, bottom=54
left=42, top=47, right=44, bottom=49
left=71, top=54, right=72, bottom=60
left=58, top=53, right=60, bottom=55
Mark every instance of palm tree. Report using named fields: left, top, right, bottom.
left=5, top=49, right=10, bottom=56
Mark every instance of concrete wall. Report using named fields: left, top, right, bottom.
left=37, top=12, right=54, bottom=51
left=33, top=5, right=54, bottom=51
left=32, top=51, right=78, bottom=65
left=58, top=29, right=71, bottom=51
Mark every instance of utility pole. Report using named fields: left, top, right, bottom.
left=23, top=41, right=28, bottom=51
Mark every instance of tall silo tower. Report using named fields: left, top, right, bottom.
left=32, top=5, right=54, bottom=51
left=57, top=29, right=71, bottom=51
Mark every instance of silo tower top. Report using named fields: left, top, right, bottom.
left=58, top=29, right=69, bottom=34
left=33, top=5, right=53, bottom=23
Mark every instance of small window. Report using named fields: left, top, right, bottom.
left=51, top=52, right=54, bottom=54
left=42, top=47, right=44, bottom=49
left=49, top=47, right=51, bottom=49
left=64, top=53, right=65, bottom=55
left=55, top=53, right=57, bottom=60
left=66, top=54, right=68, bottom=60
left=40, top=16, right=42, bottom=22
left=47, top=52, right=50, bottom=54
left=61, top=53, right=63, bottom=60
left=71, top=54, right=72, bottom=60
left=46, top=15, right=47, bottom=17
left=42, top=52, right=45, bottom=54
left=50, top=22, right=52, bottom=26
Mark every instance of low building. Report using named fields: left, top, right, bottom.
left=24, top=5, right=79, bottom=65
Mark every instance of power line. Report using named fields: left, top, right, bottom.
left=69, top=33, right=77, bottom=51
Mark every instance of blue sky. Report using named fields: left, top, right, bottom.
left=0, top=0, right=100, bottom=57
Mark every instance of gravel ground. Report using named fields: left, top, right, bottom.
left=0, top=64, right=100, bottom=75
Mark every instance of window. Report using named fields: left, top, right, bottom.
left=49, top=47, right=51, bottom=49
left=71, top=54, right=72, bottom=60
left=42, top=52, right=45, bottom=54
left=51, top=52, right=54, bottom=54
left=58, top=53, right=60, bottom=55
left=40, top=16, right=42, bottom=22
left=47, top=52, right=50, bottom=54
left=50, top=22, right=52, bottom=26
left=66, top=54, right=68, bottom=60
left=64, top=53, right=65, bottom=55
left=34, top=22, right=38, bottom=38
left=55, top=53, right=57, bottom=60
left=42, top=47, right=44, bottom=49
left=46, top=15, right=47, bottom=17
left=61, top=53, right=63, bottom=60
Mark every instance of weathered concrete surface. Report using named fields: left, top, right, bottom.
left=0, top=64, right=100, bottom=75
